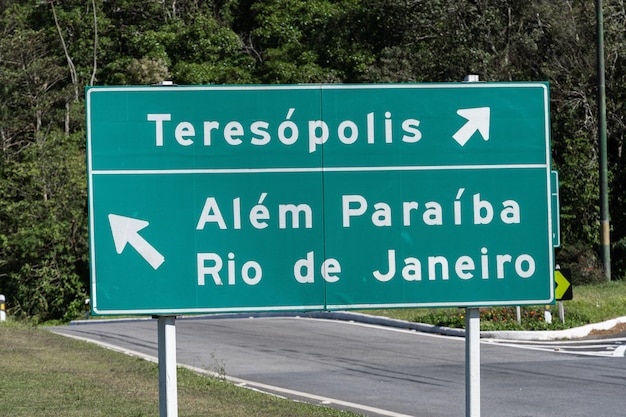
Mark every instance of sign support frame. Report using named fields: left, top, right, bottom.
left=558, top=301, right=565, bottom=323
left=157, top=315, right=178, bottom=417
left=463, top=74, right=481, bottom=417
left=465, top=307, right=481, bottom=417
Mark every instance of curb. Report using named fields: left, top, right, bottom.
left=317, top=311, right=626, bottom=341
left=480, top=315, right=626, bottom=341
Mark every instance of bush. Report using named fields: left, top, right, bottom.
left=556, top=242, right=606, bottom=285
left=415, top=306, right=593, bottom=331
left=611, top=237, right=626, bottom=280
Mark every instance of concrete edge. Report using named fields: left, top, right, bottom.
left=480, top=315, right=626, bottom=341
left=303, top=311, right=467, bottom=337
left=67, top=311, right=465, bottom=337
left=68, top=311, right=626, bottom=341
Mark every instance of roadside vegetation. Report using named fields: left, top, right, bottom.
left=0, top=322, right=358, bottom=417
left=366, top=280, right=626, bottom=331
left=3, top=1, right=626, bottom=323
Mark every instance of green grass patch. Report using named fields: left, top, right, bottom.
left=0, top=323, right=358, bottom=417
left=362, top=280, right=626, bottom=331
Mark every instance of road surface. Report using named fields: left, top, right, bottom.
left=49, top=316, right=626, bottom=417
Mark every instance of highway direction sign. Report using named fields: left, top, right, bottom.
left=87, top=83, right=554, bottom=315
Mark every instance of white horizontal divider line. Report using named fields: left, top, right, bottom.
left=92, top=163, right=548, bottom=176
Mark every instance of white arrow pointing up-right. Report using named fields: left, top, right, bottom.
left=452, top=107, right=491, bottom=146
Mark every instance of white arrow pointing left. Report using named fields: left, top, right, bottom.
left=108, top=214, right=165, bottom=270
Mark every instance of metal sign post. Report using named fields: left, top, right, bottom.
left=465, top=307, right=480, bottom=417
left=0, top=294, right=6, bottom=322
left=157, top=316, right=178, bottom=417
left=463, top=75, right=481, bottom=417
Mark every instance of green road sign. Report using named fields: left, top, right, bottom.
left=551, top=171, right=561, bottom=247
left=87, top=83, right=554, bottom=315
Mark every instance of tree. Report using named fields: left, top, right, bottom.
left=0, top=2, right=88, bottom=321
left=247, top=0, right=371, bottom=83
left=0, top=131, right=88, bottom=321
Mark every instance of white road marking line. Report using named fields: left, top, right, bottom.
left=50, top=329, right=414, bottom=417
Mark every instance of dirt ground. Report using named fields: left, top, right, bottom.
left=585, top=322, right=626, bottom=339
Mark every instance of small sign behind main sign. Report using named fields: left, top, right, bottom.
left=551, top=171, right=561, bottom=247
left=87, top=83, right=554, bottom=315
left=555, top=269, right=573, bottom=301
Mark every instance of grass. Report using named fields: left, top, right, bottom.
left=0, top=322, right=358, bottom=417
left=363, top=280, right=626, bottom=331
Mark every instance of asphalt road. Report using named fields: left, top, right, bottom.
left=49, top=316, right=626, bottom=417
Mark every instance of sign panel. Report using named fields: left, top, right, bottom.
left=555, top=269, right=573, bottom=301
left=551, top=171, right=561, bottom=247
left=87, top=83, right=554, bottom=315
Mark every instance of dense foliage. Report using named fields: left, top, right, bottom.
left=1, top=0, right=626, bottom=321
